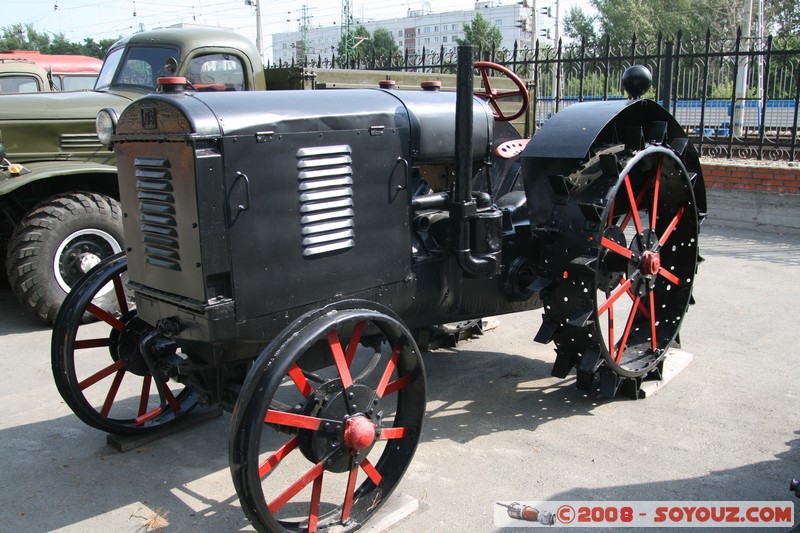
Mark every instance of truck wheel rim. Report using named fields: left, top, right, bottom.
left=54, top=228, right=122, bottom=295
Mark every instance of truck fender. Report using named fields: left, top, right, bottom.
left=0, top=159, right=118, bottom=197
left=521, top=99, right=706, bottom=226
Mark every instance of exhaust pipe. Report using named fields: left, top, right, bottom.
left=453, top=45, right=499, bottom=277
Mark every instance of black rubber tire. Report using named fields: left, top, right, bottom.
left=6, top=192, right=123, bottom=324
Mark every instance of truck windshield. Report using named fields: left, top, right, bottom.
left=95, top=45, right=178, bottom=91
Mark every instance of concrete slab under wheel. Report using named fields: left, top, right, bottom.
left=639, top=349, right=693, bottom=398
left=106, top=405, right=224, bottom=452
left=363, top=492, right=419, bottom=533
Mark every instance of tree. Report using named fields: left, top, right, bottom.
left=368, top=28, right=400, bottom=61
left=563, top=6, right=598, bottom=45
left=457, top=13, right=503, bottom=51
left=337, top=25, right=370, bottom=64
left=0, top=23, right=118, bottom=58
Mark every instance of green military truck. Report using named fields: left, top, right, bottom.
left=0, top=59, right=52, bottom=93
left=0, top=26, right=525, bottom=324
left=0, top=28, right=269, bottom=323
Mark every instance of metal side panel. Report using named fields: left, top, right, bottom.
left=223, top=128, right=412, bottom=321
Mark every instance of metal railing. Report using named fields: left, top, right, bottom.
left=274, top=31, right=800, bottom=161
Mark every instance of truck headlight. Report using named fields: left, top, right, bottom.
left=96, top=108, right=118, bottom=147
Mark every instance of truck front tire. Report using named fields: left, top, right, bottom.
left=6, top=192, right=123, bottom=324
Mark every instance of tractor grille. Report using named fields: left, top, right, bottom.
left=59, top=133, right=104, bottom=151
left=296, top=145, right=355, bottom=258
left=134, top=157, right=181, bottom=271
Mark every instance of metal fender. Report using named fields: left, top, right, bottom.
left=522, top=99, right=706, bottom=225
left=0, top=159, right=117, bottom=196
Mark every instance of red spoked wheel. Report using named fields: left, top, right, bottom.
left=542, top=145, right=699, bottom=395
left=594, top=147, right=698, bottom=376
left=52, top=253, right=198, bottom=434
left=230, top=303, right=425, bottom=533
left=474, top=61, right=530, bottom=122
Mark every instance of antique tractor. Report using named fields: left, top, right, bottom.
left=51, top=49, right=705, bottom=532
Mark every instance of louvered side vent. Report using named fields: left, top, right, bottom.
left=59, top=133, right=104, bottom=151
left=297, top=145, right=355, bottom=258
left=134, top=157, right=181, bottom=271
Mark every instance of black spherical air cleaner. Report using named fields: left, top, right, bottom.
left=621, top=65, right=652, bottom=99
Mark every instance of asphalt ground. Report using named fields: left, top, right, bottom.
left=1, top=221, right=799, bottom=532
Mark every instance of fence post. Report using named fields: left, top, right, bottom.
left=661, top=40, right=673, bottom=111
left=672, top=30, right=683, bottom=116
left=698, top=29, right=712, bottom=156
left=729, top=27, right=743, bottom=158
left=578, top=37, right=586, bottom=102
left=757, top=35, right=773, bottom=160
left=602, top=35, right=610, bottom=100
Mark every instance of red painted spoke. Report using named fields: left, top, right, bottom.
left=74, top=337, right=111, bottom=349
left=100, top=369, right=125, bottom=417
left=360, top=458, right=382, bottom=486
left=658, top=268, right=681, bottom=286
left=659, top=207, right=685, bottom=246
left=601, top=237, right=633, bottom=259
left=138, top=374, right=152, bottom=417
left=607, top=199, right=616, bottom=226
left=341, top=467, right=359, bottom=523
left=326, top=330, right=353, bottom=389
left=112, top=275, right=129, bottom=315
left=259, top=437, right=298, bottom=478
left=649, top=291, right=657, bottom=351
left=615, top=295, right=641, bottom=363
left=136, top=406, right=164, bottom=425
left=268, top=461, right=324, bottom=513
left=627, top=289, right=651, bottom=317
left=308, top=472, right=323, bottom=533
left=344, top=320, right=366, bottom=366
left=78, top=359, right=125, bottom=390
left=650, top=157, right=663, bottom=231
left=86, top=303, right=127, bottom=331
left=597, top=278, right=633, bottom=316
left=264, top=410, right=322, bottom=431
left=376, top=344, right=401, bottom=398
left=382, top=375, right=411, bottom=397
left=620, top=177, right=651, bottom=231
left=161, top=384, right=181, bottom=413
left=624, top=175, right=643, bottom=234
left=379, top=427, right=408, bottom=440
left=288, top=364, right=314, bottom=397
left=608, top=299, right=615, bottom=361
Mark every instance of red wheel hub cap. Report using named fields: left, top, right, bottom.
left=344, top=416, right=376, bottom=452
left=641, top=250, right=661, bottom=275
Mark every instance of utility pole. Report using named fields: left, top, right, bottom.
left=734, top=0, right=754, bottom=137
left=341, top=0, right=354, bottom=66
left=245, top=0, right=264, bottom=61
left=300, top=5, right=311, bottom=59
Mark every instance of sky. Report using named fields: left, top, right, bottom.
left=1, top=0, right=491, bottom=54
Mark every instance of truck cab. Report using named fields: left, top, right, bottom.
left=0, top=27, right=267, bottom=324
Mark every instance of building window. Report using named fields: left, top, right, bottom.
left=424, top=37, right=431, bottom=44
left=434, top=36, right=439, bottom=43
left=442, top=36, right=447, bottom=43
left=495, top=19, right=502, bottom=26
left=424, top=27, right=430, bottom=33
left=452, top=24, right=458, bottom=30
left=398, top=30, right=402, bottom=36
left=434, top=26, right=438, bottom=32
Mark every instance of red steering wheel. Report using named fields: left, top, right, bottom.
left=473, top=61, right=530, bottom=122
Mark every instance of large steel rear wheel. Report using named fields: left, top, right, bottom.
left=52, top=253, right=198, bottom=434
left=540, top=145, right=700, bottom=397
left=230, top=303, right=425, bottom=533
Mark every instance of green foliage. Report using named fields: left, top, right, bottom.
left=563, top=7, right=598, bottom=46
left=457, top=13, right=502, bottom=51
left=337, top=25, right=370, bottom=63
left=368, top=28, right=400, bottom=60
left=0, top=23, right=117, bottom=58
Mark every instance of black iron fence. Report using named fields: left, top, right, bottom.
left=273, top=31, right=800, bottom=161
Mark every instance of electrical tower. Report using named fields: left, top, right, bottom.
left=341, top=0, right=354, bottom=65
left=299, top=5, right=311, bottom=59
